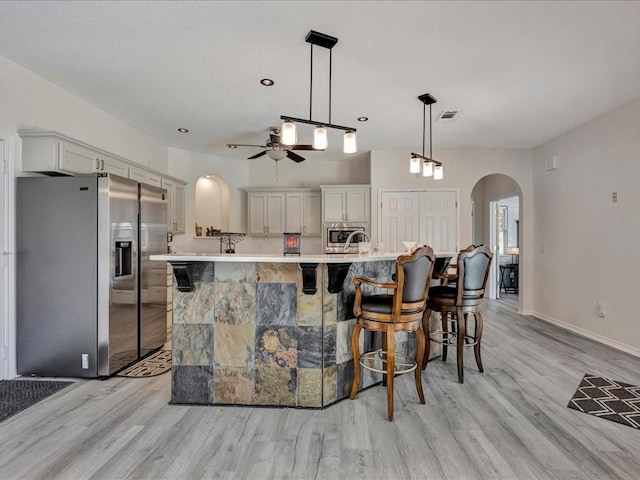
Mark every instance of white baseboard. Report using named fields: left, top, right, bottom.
left=532, top=311, right=640, bottom=359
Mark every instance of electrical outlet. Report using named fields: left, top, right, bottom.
left=81, top=354, right=89, bottom=369
left=612, top=192, right=618, bottom=203
left=594, top=298, right=605, bottom=317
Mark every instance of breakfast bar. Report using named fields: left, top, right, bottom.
left=151, top=252, right=441, bottom=408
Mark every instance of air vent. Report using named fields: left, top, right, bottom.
left=437, top=110, right=460, bottom=121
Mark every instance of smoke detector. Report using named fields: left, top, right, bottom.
left=437, top=110, right=460, bottom=121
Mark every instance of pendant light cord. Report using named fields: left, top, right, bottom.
left=309, top=44, right=313, bottom=121
left=430, top=103, right=433, bottom=159
left=422, top=102, right=426, bottom=157
left=329, top=49, right=332, bottom=124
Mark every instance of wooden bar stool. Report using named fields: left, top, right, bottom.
left=350, top=246, right=436, bottom=421
left=422, top=245, right=493, bottom=383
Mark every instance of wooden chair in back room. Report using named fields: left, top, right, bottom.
left=350, top=245, right=436, bottom=421
left=422, top=245, right=493, bottom=383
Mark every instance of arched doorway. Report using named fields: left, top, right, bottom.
left=194, top=174, right=230, bottom=232
left=470, top=174, right=523, bottom=301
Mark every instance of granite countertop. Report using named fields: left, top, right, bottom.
left=150, top=252, right=403, bottom=263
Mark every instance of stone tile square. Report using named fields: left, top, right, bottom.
left=336, top=319, right=356, bottom=364
left=173, top=283, right=215, bottom=324
left=255, top=326, right=297, bottom=368
left=191, top=263, right=215, bottom=283
left=254, top=367, right=296, bottom=406
left=213, top=366, right=254, bottom=404
left=297, top=268, right=322, bottom=327
left=297, top=327, right=322, bottom=368
left=256, top=283, right=296, bottom=326
left=323, top=325, right=337, bottom=367
left=214, top=324, right=254, bottom=367
left=337, top=361, right=355, bottom=401
left=171, top=365, right=213, bottom=404
left=214, top=283, right=256, bottom=325
left=257, top=263, right=298, bottom=283
left=172, top=323, right=214, bottom=366
left=322, top=365, right=337, bottom=406
left=214, top=262, right=256, bottom=283
left=297, top=368, right=322, bottom=408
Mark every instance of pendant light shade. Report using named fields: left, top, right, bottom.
left=434, top=164, right=444, bottom=180
left=409, top=156, right=421, bottom=174
left=343, top=131, right=357, bottom=154
left=313, top=126, right=328, bottom=150
left=281, top=121, right=297, bottom=145
left=422, top=160, right=434, bottom=177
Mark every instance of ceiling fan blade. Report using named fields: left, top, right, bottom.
left=286, top=150, right=306, bottom=163
left=229, top=143, right=268, bottom=148
left=247, top=151, right=267, bottom=159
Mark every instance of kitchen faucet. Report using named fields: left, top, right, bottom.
left=343, top=231, right=370, bottom=251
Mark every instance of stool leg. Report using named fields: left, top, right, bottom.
left=386, top=327, right=395, bottom=421
left=381, top=332, right=388, bottom=386
left=474, top=311, right=484, bottom=373
left=456, top=307, right=465, bottom=383
left=441, top=311, right=449, bottom=362
left=349, top=322, right=363, bottom=400
left=414, top=327, right=426, bottom=404
left=421, top=308, right=432, bottom=370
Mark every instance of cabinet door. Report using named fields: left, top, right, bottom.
left=303, top=192, right=321, bottom=235
left=129, top=165, right=146, bottom=184
left=345, top=189, right=369, bottom=222
left=266, top=193, right=285, bottom=235
left=146, top=172, right=162, bottom=187
left=173, top=184, right=185, bottom=234
left=58, top=141, right=97, bottom=174
left=285, top=192, right=304, bottom=234
left=99, top=155, right=130, bottom=177
left=322, top=190, right=346, bottom=222
left=161, top=178, right=176, bottom=233
left=248, top=192, right=268, bottom=235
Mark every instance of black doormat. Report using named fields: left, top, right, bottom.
left=0, top=379, right=73, bottom=423
left=116, top=350, right=171, bottom=378
left=568, top=374, right=640, bottom=429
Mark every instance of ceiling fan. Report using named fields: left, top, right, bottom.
left=227, top=127, right=322, bottom=163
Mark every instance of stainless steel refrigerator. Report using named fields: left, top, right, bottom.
left=16, top=173, right=167, bottom=378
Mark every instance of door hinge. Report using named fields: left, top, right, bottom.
left=380, top=202, right=383, bottom=209
left=455, top=201, right=458, bottom=208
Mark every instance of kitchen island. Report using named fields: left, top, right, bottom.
left=151, top=252, right=440, bottom=408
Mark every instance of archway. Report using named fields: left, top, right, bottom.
left=470, top=174, right=523, bottom=301
left=194, top=174, right=230, bottom=232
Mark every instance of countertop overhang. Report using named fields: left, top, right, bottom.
left=150, top=252, right=405, bottom=263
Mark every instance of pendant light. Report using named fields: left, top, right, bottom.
left=410, top=92, right=443, bottom=179
left=281, top=30, right=358, bottom=154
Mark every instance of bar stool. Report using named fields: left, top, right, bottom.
left=350, top=245, right=436, bottom=421
left=422, top=245, right=493, bottom=383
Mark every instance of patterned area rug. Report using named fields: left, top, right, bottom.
left=116, top=350, right=172, bottom=377
left=568, top=374, right=640, bottom=429
left=0, top=379, right=73, bottom=423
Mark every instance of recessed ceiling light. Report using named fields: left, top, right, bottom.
left=177, top=128, right=189, bottom=133
left=357, top=116, right=368, bottom=122
left=227, top=144, right=238, bottom=149
left=260, top=78, right=274, bottom=86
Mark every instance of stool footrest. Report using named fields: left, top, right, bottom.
left=359, top=349, right=417, bottom=375
left=429, top=331, right=478, bottom=347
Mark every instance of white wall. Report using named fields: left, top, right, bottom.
left=0, top=55, right=168, bottom=172
left=532, top=96, right=640, bottom=355
left=371, top=148, right=533, bottom=312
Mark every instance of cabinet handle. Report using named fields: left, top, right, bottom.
left=101, top=159, right=105, bottom=170
left=95, top=158, right=100, bottom=170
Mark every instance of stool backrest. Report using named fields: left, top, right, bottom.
left=394, top=245, right=436, bottom=318
left=456, top=245, right=493, bottom=305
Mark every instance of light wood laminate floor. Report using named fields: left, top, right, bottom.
left=2, top=299, right=640, bottom=480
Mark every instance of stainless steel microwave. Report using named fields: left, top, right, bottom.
left=324, top=223, right=367, bottom=254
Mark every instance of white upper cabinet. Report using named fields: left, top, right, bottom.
left=130, top=165, right=162, bottom=187
left=321, top=185, right=370, bottom=223
left=247, top=189, right=321, bottom=236
left=162, top=177, right=187, bottom=235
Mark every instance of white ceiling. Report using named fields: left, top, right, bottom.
left=1, top=1, right=639, bottom=162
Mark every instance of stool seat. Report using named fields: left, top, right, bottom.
left=350, top=245, right=436, bottom=421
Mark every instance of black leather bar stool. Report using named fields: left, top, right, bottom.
left=422, top=245, right=493, bottom=383
left=350, top=246, right=436, bottom=421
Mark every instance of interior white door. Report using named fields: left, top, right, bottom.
left=488, top=200, right=499, bottom=299
left=380, top=191, right=419, bottom=252
left=418, top=191, right=457, bottom=253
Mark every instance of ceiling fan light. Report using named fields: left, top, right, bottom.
left=267, top=150, right=287, bottom=161
left=281, top=121, right=297, bottom=145
left=313, top=126, right=328, bottom=150
left=343, top=131, right=357, bottom=154
left=409, top=156, right=421, bottom=174
left=434, top=164, right=444, bottom=180
left=422, top=160, right=433, bottom=177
